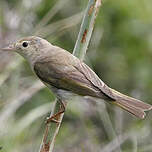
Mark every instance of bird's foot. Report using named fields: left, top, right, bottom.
left=45, top=117, right=60, bottom=124
left=46, top=99, right=66, bottom=124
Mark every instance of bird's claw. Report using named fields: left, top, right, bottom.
left=45, top=117, right=60, bottom=124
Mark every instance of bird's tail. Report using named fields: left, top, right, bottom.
left=110, top=89, right=152, bottom=119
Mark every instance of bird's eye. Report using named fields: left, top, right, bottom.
left=22, top=42, right=28, bottom=47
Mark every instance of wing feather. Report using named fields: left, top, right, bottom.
left=34, top=61, right=106, bottom=98
left=75, top=61, right=115, bottom=99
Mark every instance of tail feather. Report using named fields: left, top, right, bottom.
left=110, top=89, right=152, bottom=119
left=113, top=100, right=146, bottom=119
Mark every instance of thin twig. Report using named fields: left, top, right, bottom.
left=100, top=131, right=138, bottom=152
left=73, top=0, right=102, bottom=59
left=35, top=0, right=70, bottom=31
left=0, top=58, right=23, bottom=86
left=101, top=132, right=131, bottom=152
left=15, top=103, right=53, bottom=134
left=97, top=102, right=122, bottom=152
left=35, top=12, right=83, bottom=38
left=39, top=0, right=102, bottom=152
left=0, top=81, right=44, bottom=130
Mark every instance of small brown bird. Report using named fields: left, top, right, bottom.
left=1, top=36, right=152, bottom=120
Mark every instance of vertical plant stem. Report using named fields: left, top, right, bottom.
left=39, top=0, right=102, bottom=152
left=73, top=0, right=102, bottom=59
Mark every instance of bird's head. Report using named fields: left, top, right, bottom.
left=1, top=36, right=52, bottom=63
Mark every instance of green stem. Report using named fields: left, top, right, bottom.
left=73, top=0, right=102, bottom=59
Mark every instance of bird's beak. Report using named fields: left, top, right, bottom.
left=0, top=44, right=15, bottom=52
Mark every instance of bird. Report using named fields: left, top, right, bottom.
left=1, top=36, right=152, bottom=121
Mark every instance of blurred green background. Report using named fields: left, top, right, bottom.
left=0, top=0, right=152, bottom=152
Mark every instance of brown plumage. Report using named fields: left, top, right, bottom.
left=1, top=36, right=152, bottom=119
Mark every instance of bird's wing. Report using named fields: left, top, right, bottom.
left=33, top=60, right=107, bottom=98
left=74, top=61, right=115, bottom=99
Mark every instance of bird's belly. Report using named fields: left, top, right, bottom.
left=44, top=82, right=109, bottom=105
left=44, top=82, right=79, bottom=101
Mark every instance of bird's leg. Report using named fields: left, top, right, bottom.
left=46, top=99, right=66, bottom=124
